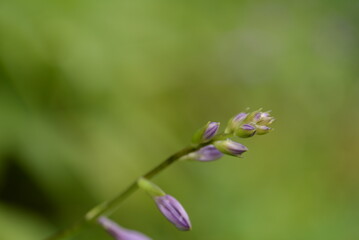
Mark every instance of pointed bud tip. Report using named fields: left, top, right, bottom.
left=155, top=195, right=192, bottom=231
left=192, top=121, right=220, bottom=144
left=225, top=113, right=248, bottom=133
left=202, top=121, right=220, bottom=141
left=256, top=125, right=272, bottom=135
left=233, top=112, right=248, bottom=122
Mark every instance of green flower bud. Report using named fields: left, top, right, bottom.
left=214, top=139, right=248, bottom=157
left=235, top=124, right=256, bottom=138
left=256, top=125, right=272, bottom=135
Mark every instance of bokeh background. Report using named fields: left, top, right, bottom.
left=1, top=0, right=359, bottom=239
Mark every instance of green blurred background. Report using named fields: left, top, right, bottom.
left=0, top=0, right=358, bottom=239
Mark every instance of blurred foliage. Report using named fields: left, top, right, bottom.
left=0, top=0, right=359, bottom=239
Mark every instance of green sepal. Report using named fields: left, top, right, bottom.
left=137, top=178, right=166, bottom=197
left=191, top=121, right=210, bottom=144
left=224, top=117, right=236, bottom=134
left=236, top=128, right=256, bottom=138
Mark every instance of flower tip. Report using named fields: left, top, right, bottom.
left=256, top=125, right=271, bottom=135
left=155, top=195, right=192, bottom=231
left=192, top=121, right=220, bottom=144
left=233, top=112, right=248, bottom=122
left=202, top=121, right=220, bottom=141
left=225, top=112, right=248, bottom=133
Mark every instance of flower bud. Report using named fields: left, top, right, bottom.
left=214, top=139, right=248, bottom=157
left=233, top=112, right=248, bottom=122
left=155, top=195, right=192, bottom=231
left=235, top=124, right=256, bottom=138
left=225, top=112, right=248, bottom=134
left=185, top=145, right=224, bottom=162
left=98, top=217, right=152, bottom=240
left=253, top=112, right=275, bottom=125
left=192, top=121, right=220, bottom=144
left=256, top=125, right=271, bottom=135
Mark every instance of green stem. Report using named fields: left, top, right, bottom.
left=45, top=138, right=222, bottom=240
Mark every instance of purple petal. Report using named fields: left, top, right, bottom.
left=256, top=125, right=271, bottom=135
left=261, top=112, right=270, bottom=118
left=253, top=112, right=274, bottom=124
left=236, top=124, right=256, bottom=138
left=202, top=122, right=220, bottom=141
left=214, top=139, right=248, bottom=157
left=253, top=112, right=262, bottom=122
left=195, top=145, right=224, bottom=162
left=226, top=141, right=248, bottom=155
left=241, top=124, right=256, bottom=131
left=233, top=113, right=248, bottom=122
left=258, top=126, right=270, bottom=130
left=155, top=195, right=191, bottom=231
left=98, top=217, right=152, bottom=240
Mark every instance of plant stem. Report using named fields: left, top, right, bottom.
left=45, top=140, right=218, bottom=240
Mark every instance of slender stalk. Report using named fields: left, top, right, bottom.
left=45, top=140, right=219, bottom=240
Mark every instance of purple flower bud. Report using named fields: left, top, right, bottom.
left=214, top=139, right=248, bottom=157
left=253, top=112, right=262, bottom=122
left=154, top=195, right=192, bottom=231
left=98, top=217, right=152, bottom=240
left=186, top=145, right=224, bottom=162
left=253, top=112, right=275, bottom=125
left=233, top=112, right=248, bottom=122
left=236, top=124, right=256, bottom=138
left=256, top=125, right=271, bottom=135
left=225, top=112, right=248, bottom=134
left=242, top=124, right=256, bottom=131
left=202, top=122, right=220, bottom=141
left=192, top=121, right=220, bottom=144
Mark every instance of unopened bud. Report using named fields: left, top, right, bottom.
left=256, top=125, right=271, bottom=135
left=98, top=217, right=152, bottom=240
left=253, top=112, right=275, bottom=125
left=185, top=145, right=224, bottom=162
left=138, top=179, right=192, bottom=231
left=214, top=139, right=248, bottom=157
left=155, top=195, right=192, bottom=231
left=225, top=112, right=248, bottom=134
left=192, top=121, right=220, bottom=144
left=235, top=124, right=256, bottom=138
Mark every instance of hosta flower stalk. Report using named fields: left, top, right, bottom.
left=45, top=109, right=275, bottom=240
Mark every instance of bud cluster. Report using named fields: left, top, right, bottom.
left=184, top=109, right=274, bottom=162
left=97, top=109, right=275, bottom=240
left=225, top=110, right=275, bottom=137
